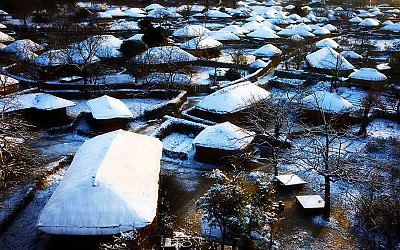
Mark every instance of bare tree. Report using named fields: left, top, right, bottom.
left=357, top=91, right=383, bottom=137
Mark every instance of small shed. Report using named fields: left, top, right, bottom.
left=180, top=36, right=222, bottom=58
left=275, top=174, right=307, bottom=188
left=300, top=91, right=354, bottom=127
left=87, top=95, right=133, bottom=132
left=296, top=195, right=325, bottom=210
left=306, top=47, right=355, bottom=76
left=193, top=122, right=255, bottom=164
left=36, top=130, right=163, bottom=235
left=252, top=44, right=282, bottom=60
left=2, top=93, right=75, bottom=126
left=348, top=68, right=387, bottom=90
left=0, top=74, right=19, bottom=95
left=191, top=81, right=272, bottom=124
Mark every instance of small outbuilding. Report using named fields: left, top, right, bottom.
left=36, top=130, right=163, bottom=235
left=2, top=93, right=75, bottom=126
left=300, top=91, right=354, bottom=127
left=306, top=47, right=355, bottom=76
left=87, top=95, right=133, bottom=132
left=193, top=122, right=255, bottom=164
left=191, top=81, right=272, bottom=124
left=0, top=74, right=19, bottom=95
left=348, top=68, right=387, bottom=90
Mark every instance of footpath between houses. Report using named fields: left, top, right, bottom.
left=0, top=156, right=72, bottom=233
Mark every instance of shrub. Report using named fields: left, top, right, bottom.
left=225, top=68, right=242, bottom=81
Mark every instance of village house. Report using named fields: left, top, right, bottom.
left=348, top=68, right=387, bottom=90
left=36, top=130, right=163, bottom=235
left=87, top=95, right=133, bottom=132
left=192, top=121, right=255, bottom=164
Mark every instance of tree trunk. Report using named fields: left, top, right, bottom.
left=358, top=102, right=371, bottom=137
left=324, top=175, right=331, bottom=220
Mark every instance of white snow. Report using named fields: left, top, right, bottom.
left=134, top=46, right=197, bottom=65
left=302, top=91, right=354, bottom=113
left=193, top=122, right=255, bottom=150
left=180, top=36, right=222, bottom=50
left=306, top=47, right=354, bottom=71
left=196, top=81, right=272, bottom=114
left=296, top=195, right=325, bottom=209
left=315, top=38, right=340, bottom=49
left=36, top=130, right=163, bottom=235
left=252, top=44, right=282, bottom=57
left=276, top=174, right=307, bottom=186
left=86, top=95, right=133, bottom=120
left=173, top=25, right=210, bottom=37
left=348, top=68, right=387, bottom=81
left=1, top=93, right=75, bottom=112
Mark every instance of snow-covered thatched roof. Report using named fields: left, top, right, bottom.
left=242, top=21, right=264, bottom=32
left=306, top=47, right=354, bottom=71
left=87, top=95, right=133, bottom=120
left=381, top=22, right=400, bottom=32
left=144, top=3, right=165, bottom=11
left=315, top=38, right=339, bottom=49
left=219, top=25, right=250, bottom=35
left=247, top=26, right=280, bottom=39
left=2, top=39, right=43, bottom=53
left=180, top=36, right=222, bottom=50
left=134, top=46, right=197, bottom=65
left=2, top=93, right=75, bottom=112
left=249, top=59, right=269, bottom=69
left=206, top=31, right=240, bottom=41
left=252, top=44, right=282, bottom=57
left=105, top=7, right=128, bottom=17
left=348, top=68, right=387, bottom=81
left=0, top=31, right=14, bottom=42
left=33, top=49, right=100, bottom=66
left=193, top=122, right=255, bottom=150
left=340, top=50, right=363, bottom=59
left=202, top=10, right=232, bottom=18
left=302, top=91, right=354, bottom=113
left=196, top=81, right=271, bottom=114
left=359, top=18, right=380, bottom=27
left=78, top=35, right=123, bottom=58
left=124, top=7, right=146, bottom=17
left=173, top=25, right=210, bottom=37
left=313, top=26, right=331, bottom=35
left=349, top=16, right=363, bottom=23
left=36, top=130, right=162, bottom=235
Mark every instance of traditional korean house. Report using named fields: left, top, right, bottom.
left=193, top=122, right=255, bottom=164
left=306, top=47, right=355, bottom=76
left=1, top=93, right=75, bottom=126
left=190, top=81, right=272, bottom=124
left=180, top=36, right=222, bottom=58
left=348, top=68, right=387, bottom=90
left=300, top=91, right=354, bottom=127
left=36, top=130, right=162, bottom=235
left=87, top=95, right=133, bottom=132
left=0, top=74, right=19, bottom=95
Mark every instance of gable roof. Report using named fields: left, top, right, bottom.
left=36, top=130, right=162, bottom=235
left=196, top=81, right=272, bottom=114
left=87, top=95, right=133, bottom=120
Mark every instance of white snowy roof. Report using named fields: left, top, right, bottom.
left=105, top=7, right=128, bottom=17
left=252, top=44, right=282, bottom=57
left=87, top=95, right=133, bottom=120
left=249, top=59, right=269, bottom=68
left=134, top=46, right=197, bottom=65
left=340, top=50, right=363, bottom=59
left=306, top=47, right=354, bottom=71
left=206, top=31, right=240, bottom=41
left=196, top=81, right=272, bottom=114
left=144, top=3, right=165, bottom=11
left=127, top=34, right=144, bottom=41
left=124, top=8, right=146, bottom=17
left=381, top=22, right=400, bottom=32
left=242, top=21, right=264, bottom=31
left=323, top=24, right=337, bottom=32
left=276, top=174, right=307, bottom=186
left=0, top=74, right=18, bottom=87
left=0, top=31, right=14, bottom=42
left=313, top=27, right=331, bottom=35
left=96, top=12, right=113, bottom=19
left=359, top=18, right=380, bottom=27
left=2, top=39, right=43, bottom=53
left=109, top=20, right=140, bottom=31
left=3, top=93, right=75, bottom=112
left=193, top=122, right=255, bottom=150
left=296, top=195, right=325, bottom=209
left=349, top=16, right=363, bottom=23
left=173, top=25, right=210, bottom=37
left=78, top=35, right=123, bottom=58
left=180, top=36, right=222, bottom=50
left=36, top=130, right=162, bottom=235
left=302, top=91, right=354, bottom=113
left=219, top=25, right=250, bottom=35
left=247, top=26, right=280, bottom=39
left=203, top=10, right=231, bottom=18
left=315, top=38, right=339, bottom=49
left=277, top=27, right=315, bottom=37
left=348, top=68, right=387, bottom=81
left=246, top=15, right=265, bottom=22
left=33, top=49, right=100, bottom=66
